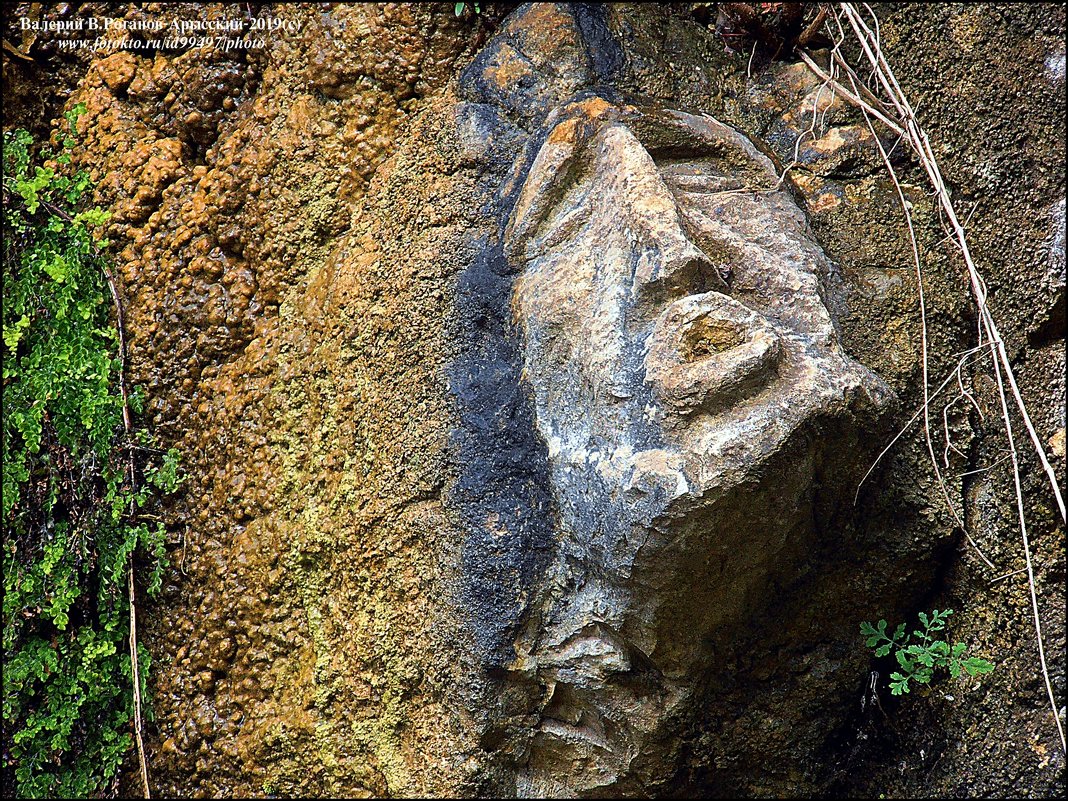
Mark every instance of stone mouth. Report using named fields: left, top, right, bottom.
left=644, top=292, right=782, bottom=415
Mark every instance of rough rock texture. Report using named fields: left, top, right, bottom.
left=725, top=5, right=1066, bottom=797
left=3, top=2, right=1063, bottom=798
left=461, top=79, right=890, bottom=791
left=8, top=3, right=493, bottom=797
left=810, top=6, right=1067, bottom=797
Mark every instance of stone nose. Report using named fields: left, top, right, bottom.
left=632, top=223, right=731, bottom=308
left=579, top=122, right=728, bottom=304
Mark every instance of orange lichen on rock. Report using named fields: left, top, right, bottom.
left=60, top=3, right=482, bottom=797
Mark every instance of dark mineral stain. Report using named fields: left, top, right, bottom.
left=571, top=2, right=625, bottom=84
left=448, top=241, right=557, bottom=668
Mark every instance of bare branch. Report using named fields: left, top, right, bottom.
left=819, top=1, right=1066, bottom=754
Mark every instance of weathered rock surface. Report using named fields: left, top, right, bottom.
left=29, top=4, right=491, bottom=797
left=462, top=82, right=891, bottom=791
left=5, top=2, right=1062, bottom=798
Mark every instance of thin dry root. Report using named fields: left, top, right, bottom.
left=799, top=1, right=1065, bottom=756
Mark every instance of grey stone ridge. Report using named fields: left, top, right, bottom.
left=447, top=3, right=892, bottom=795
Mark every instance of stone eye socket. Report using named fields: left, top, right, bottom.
left=646, top=294, right=783, bottom=415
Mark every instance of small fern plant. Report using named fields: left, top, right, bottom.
left=861, top=609, right=994, bottom=695
left=3, top=104, right=182, bottom=798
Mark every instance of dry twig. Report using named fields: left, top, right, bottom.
left=800, top=1, right=1065, bottom=755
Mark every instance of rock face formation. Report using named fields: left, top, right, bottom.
left=5, top=2, right=1062, bottom=798
left=444, top=5, right=908, bottom=795
left=454, top=80, right=890, bottom=790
